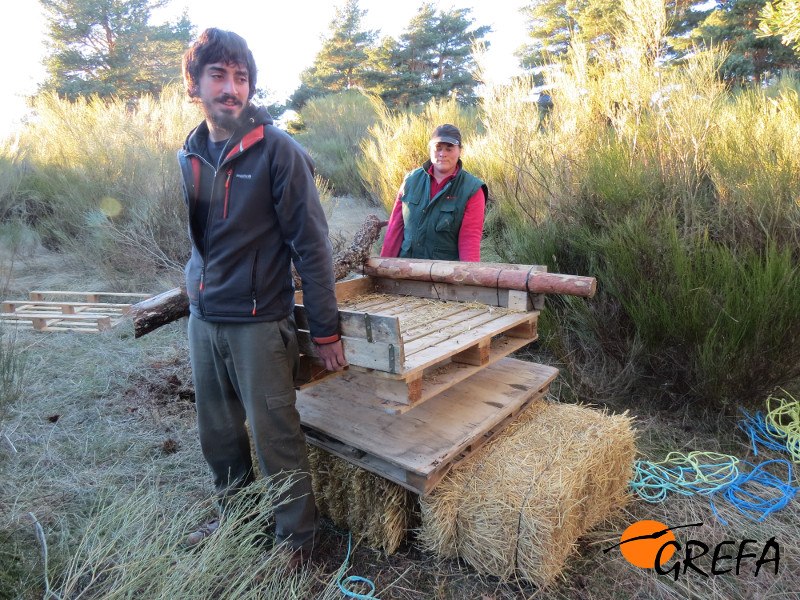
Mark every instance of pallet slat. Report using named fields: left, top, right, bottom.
left=298, top=357, right=559, bottom=495
left=0, top=292, right=151, bottom=333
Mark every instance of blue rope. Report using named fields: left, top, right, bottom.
left=336, top=533, right=381, bottom=600
left=738, top=409, right=791, bottom=456
left=631, top=452, right=740, bottom=503
left=710, top=460, right=798, bottom=525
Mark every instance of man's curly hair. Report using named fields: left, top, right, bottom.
left=182, top=28, right=257, bottom=101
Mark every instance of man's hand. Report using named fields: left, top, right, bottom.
left=316, top=339, right=347, bottom=372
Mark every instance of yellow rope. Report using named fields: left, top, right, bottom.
left=764, top=392, right=800, bottom=463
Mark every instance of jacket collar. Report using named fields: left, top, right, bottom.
left=184, top=104, right=273, bottom=157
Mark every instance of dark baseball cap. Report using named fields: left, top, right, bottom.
left=429, top=124, right=461, bottom=146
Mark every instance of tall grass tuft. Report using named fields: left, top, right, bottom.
left=46, top=475, right=344, bottom=600
left=1, top=87, right=343, bottom=290
left=0, top=325, right=27, bottom=421
left=293, top=91, right=381, bottom=199
left=3, top=85, right=200, bottom=288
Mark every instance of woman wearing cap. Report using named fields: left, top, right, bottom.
left=380, top=124, right=488, bottom=262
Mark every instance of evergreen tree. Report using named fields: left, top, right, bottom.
left=382, top=4, right=490, bottom=107
left=516, top=0, right=721, bottom=69
left=692, top=0, right=799, bottom=82
left=759, top=0, right=800, bottom=51
left=516, top=0, right=624, bottom=68
left=290, top=0, right=378, bottom=109
left=39, top=0, right=194, bottom=101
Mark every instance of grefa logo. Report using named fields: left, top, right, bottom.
left=604, top=520, right=780, bottom=581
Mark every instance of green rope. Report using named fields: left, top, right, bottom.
left=632, top=451, right=740, bottom=503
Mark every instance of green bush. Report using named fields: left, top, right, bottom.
left=293, top=91, right=380, bottom=199
left=478, top=2, right=800, bottom=408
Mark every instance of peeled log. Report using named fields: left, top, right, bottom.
left=131, top=214, right=387, bottom=338
left=360, top=257, right=596, bottom=298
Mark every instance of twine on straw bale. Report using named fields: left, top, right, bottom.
left=307, top=446, right=418, bottom=554
left=418, top=401, right=636, bottom=587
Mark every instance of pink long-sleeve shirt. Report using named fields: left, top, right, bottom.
left=380, top=165, right=486, bottom=262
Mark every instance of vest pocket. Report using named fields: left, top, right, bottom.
left=435, top=209, right=455, bottom=232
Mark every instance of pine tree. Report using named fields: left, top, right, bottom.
left=382, top=4, right=491, bottom=107
left=290, top=0, right=377, bottom=109
left=692, top=0, right=799, bottom=82
left=517, top=0, right=624, bottom=68
left=759, top=0, right=800, bottom=51
left=39, top=0, right=194, bottom=101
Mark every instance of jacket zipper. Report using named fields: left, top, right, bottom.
left=223, top=169, right=233, bottom=218
left=251, top=251, right=259, bottom=315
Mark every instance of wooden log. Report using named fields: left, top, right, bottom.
left=131, top=214, right=387, bottom=338
left=130, top=287, right=190, bottom=338
left=360, top=257, right=596, bottom=299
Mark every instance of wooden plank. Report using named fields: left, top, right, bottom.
left=297, top=357, right=559, bottom=495
left=402, top=312, right=539, bottom=373
left=2, top=300, right=133, bottom=312
left=0, top=312, right=119, bottom=321
left=294, top=306, right=401, bottom=344
left=0, top=311, right=122, bottom=333
left=29, top=291, right=152, bottom=302
left=296, top=330, right=404, bottom=373
left=451, top=338, right=490, bottom=366
left=326, top=328, right=537, bottom=412
left=371, top=277, right=541, bottom=310
left=293, top=276, right=374, bottom=307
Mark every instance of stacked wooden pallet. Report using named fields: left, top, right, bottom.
left=292, top=258, right=592, bottom=496
left=0, top=291, right=153, bottom=333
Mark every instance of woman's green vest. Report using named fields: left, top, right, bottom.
left=398, top=160, right=487, bottom=260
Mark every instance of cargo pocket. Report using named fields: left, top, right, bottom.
left=265, top=389, right=295, bottom=410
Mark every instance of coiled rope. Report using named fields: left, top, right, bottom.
left=633, top=452, right=798, bottom=523
left=632, top=451, right=740, bottom=503
left=738, top=393, right=800, bottom=462
left=336, top=533, right=381, bottom=600
left=710, top=460, right=797, bottom=525
left=633, top=395, right=800, bottom=524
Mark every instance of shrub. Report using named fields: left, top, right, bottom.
left=293, top=91, right=380, bottom=199
left=479, top=0, right=800, bottom=408
left=3, top=86, right=200, bottom=287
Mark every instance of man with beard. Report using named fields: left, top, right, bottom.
left=177, top=28, right=346, bottom=569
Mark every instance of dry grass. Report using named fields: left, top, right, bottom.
left=308, top=447, right=418, bottom=554
left=1, top=248, right=799, bottom=600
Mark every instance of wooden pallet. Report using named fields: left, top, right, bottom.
left=0, top=291, right=152, bottom=333
left=294, top=276, right=540, bottom=412
left=297, top=357, right=559, bottom=495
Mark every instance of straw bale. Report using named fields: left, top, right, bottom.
left=307, top=446, right=418, bottom=553
left=418, top=401, right=636, bottom=587
left=248, top=425, right=417, bottom=553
